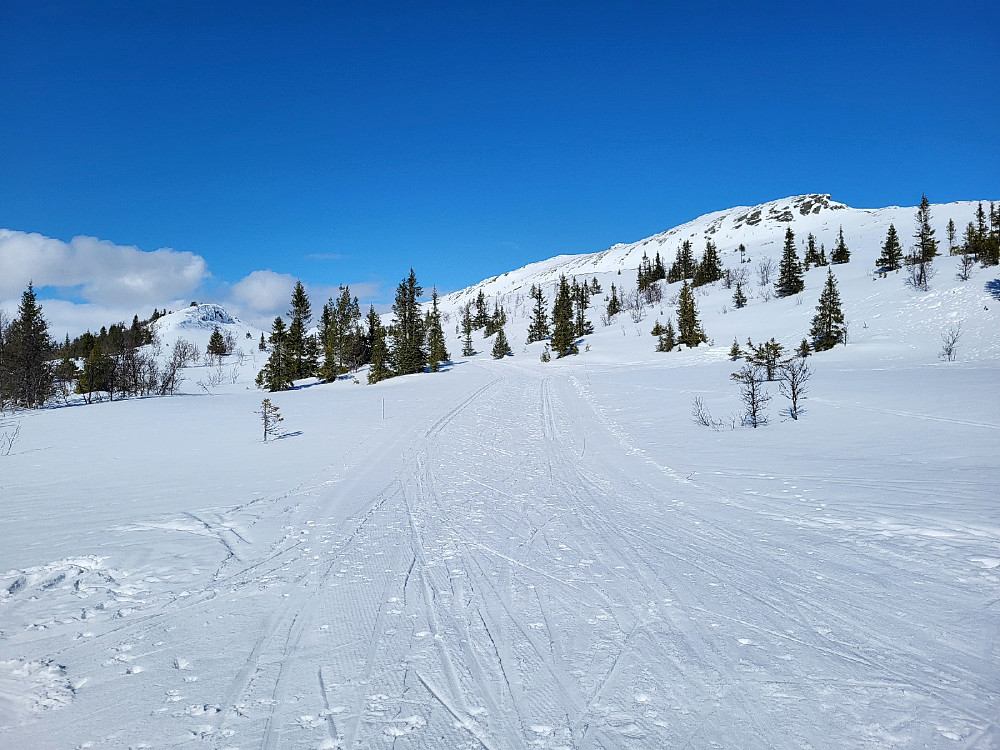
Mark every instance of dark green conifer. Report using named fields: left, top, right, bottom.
left=550, top=275, right=577, bottom=357
left=426, top=288, right=450, bottom=372
left=810, top=268, right=846, bottom=352
left=876, top=223, right=904, bottom=271
left=914, top=194, right=939, bottom=261
left=526, top=284, right=550, bottom=343
left=831, top=226, right=851, bottom=264
left=460, top=306, right=476, bottom=357
left=366, top=306, right=392, bottom=384
left=776, top=227, right=804, bottom=297
left=207, top=326, right=227, bottom=356
left=389, top=269, right=426, bottom=375
left=676, top=281, right=706, bottom=348
left=733, top=281, right=747, bottom=309
left=656, top=319, right=677, bottom=352
left=491, top=327, right=511, bottom=359
left=257, top=317, right=293, bottom=391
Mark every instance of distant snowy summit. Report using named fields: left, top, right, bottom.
left=444, top=193, right=987, bottom=306
left=152, top=303, right=265, bottom=351
left=169, top=303, right=240, bottom=330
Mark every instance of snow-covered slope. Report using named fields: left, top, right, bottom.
left=152, top=303, right=267, bottom=353
left=443, top=194, right=984, bottom=306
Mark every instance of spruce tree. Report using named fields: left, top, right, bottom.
left=207, top=326, right=227, bottom=356
left=656, top=319, right=677, bottom=352
left=776, top=227, right=804, bottom=297
left=732, top=281, right=747, bottom=309
left=286, top=280, right=316, bottom=380
left=877, top=223, right=904, bottom=271
left=257, top=317, right=293, bottom=391
left=389, top=269, right=426, bottom=375
left=694, top=239, right=724, bottom=286
left=797, top=338, right=811, bottom=358
left=4, top=283, right=54, bottom=408
left=550, top=275, right=577, bottom=357
left=460, top=306, right=476, bottom=357
left=573, top=281, right=593, bottom=337
left=366, top=306, right=391, bottom=384
left=258, top=332, right=267, bottom=351
left=426, top=288, right=450, bottom=372
left=830, top=226, right=851, bottom=264
left=729, top=336, right=742, bottom=360
left=676, top=281, right=707, bottom=348
left=810, top=268, right=846, bottom=352
left=526, top=284, right=550, bottom=343
left=803, top=233, right=822, bottom=269
left=946, top=218, right=958, bottom=255
left=257, top=398, right=284, bottom=442
left=914, top=193, right=939, bottom=261
left=491, top=327, right=511, bottom=359
left=473, top=290, right=489, bottom=329
left=605, top=283, right=622, bottom=318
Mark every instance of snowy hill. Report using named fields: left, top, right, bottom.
left=152, top=303, right=266, bottom=353
left=436, top=194, right=998, bottom=367
left=443, top=194, right=985, bottom=306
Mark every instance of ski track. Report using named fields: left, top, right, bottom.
left=2, top=362, right=997, bottom=749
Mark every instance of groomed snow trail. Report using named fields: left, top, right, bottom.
left=3, top=361, right=997, bottom=748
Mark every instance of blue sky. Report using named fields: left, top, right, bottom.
left=1, top=1, right=997, bottom=333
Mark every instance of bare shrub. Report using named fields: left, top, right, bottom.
left=940, top=323, right=962, bottom=361
left=731, top=365, right=771, bottom=428
left=1, top=421, right=20, bottom=456
left=956, top=253, right=976, bottom=281
left=757, top=258, right=777, bottom=287
left=778, top=357, right=812, bottom=420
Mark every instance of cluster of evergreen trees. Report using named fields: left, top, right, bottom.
left=660, top=240, right=725, bottom=287
left=523, top=275, right=594, bottom=359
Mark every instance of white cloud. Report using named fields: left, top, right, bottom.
left=228, top=270, right=298, bottom=316
left=0, top=229, right=209, bottom=306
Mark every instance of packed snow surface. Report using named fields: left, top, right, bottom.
left=1, top=194, right=998, bottom=748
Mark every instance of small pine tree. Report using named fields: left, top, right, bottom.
left=876, top=223, right=904, bottom=271
left=747, top=338, right=785, bottom=381
left=460, top=307, right=476, bottom=357
left=776, top=227, right=804, bottom=297
left=729, top=337, right=742, bottom=360
left=550, top=275, right=577, bottom=357
left=256, top=317, right=294, bottom=392
left=207, top=326, right=227, bottom=356
left=797, top=338, right=811, bottom=358
left=732, top=281, right=747, bottom=309
left=606, top=283, right=622, bottom=318
left=676, top=282, right=706, bottom=348
left=491, top=327, right=511, bottom=359
left=425, top=288, right=450, bottom=372
left=473, top=290, right=489, bottom=329
left=830, top=226, right=851, bottom=264
left=257, top=398, right=284, bottom=442
left=526, top=284, right=550, bottom=343
left=540, top=344, right=551, bottom=362
left=258, top=333, right=267, bottom=351
left=914, top=193, right=939, bottom=262
left=810, top=268, right=846, bottom=351
left=803, top=233, right=822, bottom=269
left=366, top=306, right=392, bottom=384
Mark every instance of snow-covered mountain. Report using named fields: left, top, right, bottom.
left=151, top=303, right=267, bottom=353
left=443, top=193, right=984, bottom=306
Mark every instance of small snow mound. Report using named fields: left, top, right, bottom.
left=0, top=659, right=74, bottom=728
